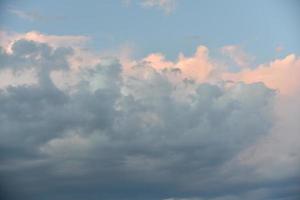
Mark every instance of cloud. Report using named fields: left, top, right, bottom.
left=0, top=30, right=90, bottom=52
left=8, top=7, right=64, bottom=22
left=0, top=68, right=37, bottom=88
left=228, top=91, right=300, bottom=182
left=222, top=54, right=300, bottom=95
left=141, top=0, right=177, bottom=14
left=0, top=32, right=299, bottom=200
left=140, top=46, right=216, bottom=83
left=221, top=45, right=253, bottom=68
left=0, top=30, right=97, bottom=89
left=123, top=0, right=177, bottom=14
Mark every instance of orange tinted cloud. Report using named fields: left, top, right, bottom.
left=143, top=53, right=173, bottom=70
left=138, top=46, right=215, bottom=83
left=223, top=54, right=300, bottom=95
left=175, top=46, right=214, bottom=82
left=3, top=30, right=300, bottom=97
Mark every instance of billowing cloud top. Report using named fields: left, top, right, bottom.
left=0, top=32, right=299, bottom=200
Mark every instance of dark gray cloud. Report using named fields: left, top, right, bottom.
left=0, top=39, right=298, bottom=200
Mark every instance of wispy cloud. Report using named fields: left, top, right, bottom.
left=8, top=7, right=64, bottom=22
left=123, top=0, right=177, bottom=14
left=221, top=45, right=253, bottom=68
left=141, top=0, right=177, bottom=14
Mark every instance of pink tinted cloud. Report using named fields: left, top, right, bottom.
left=0, top=30, right=89, bottom=53
left=222, top=54, right=300, bottom=95
left=125, top=45, right=216, bottom=84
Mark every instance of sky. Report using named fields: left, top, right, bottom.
left=0, top=1, right=300, bottom=200
left=1, top=0, right=300, bottom=61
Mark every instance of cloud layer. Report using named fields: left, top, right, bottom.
left=0, top=32, right=299, bottom=200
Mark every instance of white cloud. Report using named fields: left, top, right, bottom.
left=8, top=7, right=64, bottom=22
left=141, top=0, right=177, bottom=14
left=221, top=45, right=253, bottom=68
left=122, top=0, right=177, bottom=14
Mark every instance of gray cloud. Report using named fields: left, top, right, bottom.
left=0, top=39, right=298, bottom=200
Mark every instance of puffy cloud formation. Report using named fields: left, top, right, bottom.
left=223, top=54, right=300, bottom=95
left=141, top=46, right=216, bottom=83
left=0, top=30, right=89, bottom=52
left=0, top=33, right=299, bottom=200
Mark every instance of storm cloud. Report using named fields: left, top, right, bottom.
left=0, top=38, right=299, bottom=200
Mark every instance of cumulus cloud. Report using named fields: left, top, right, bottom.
left=0, top=30, right=90, bottom=53
left=0, top=31, right=98, bottom=90
left=0, top=32, right=299, bottom=200
left=222, top=54, right=300, bottom=95
left=136, top=46, right=216, bottom=84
